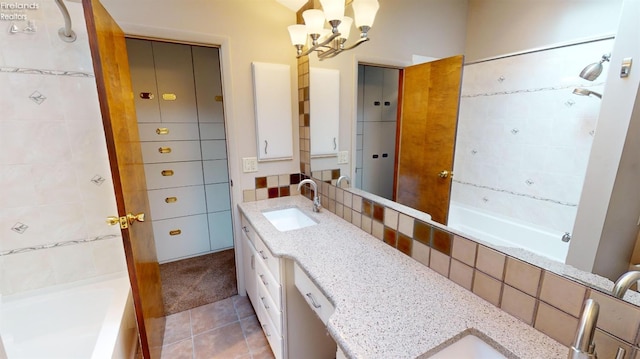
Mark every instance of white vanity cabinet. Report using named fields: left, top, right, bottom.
left=240, top=214, right=285, bottom=358
left=240, top=214, right=337, bottom=359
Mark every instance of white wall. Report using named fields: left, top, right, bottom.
left=0, top=0, right=127, bottom=295
left=100, top=0, right=302, bottom=193
left=465, top=0, right=622, bottom=62
left=308, top=0, right=469, bottom=174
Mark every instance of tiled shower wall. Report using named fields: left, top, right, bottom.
left=0, top=0, right=126, bottom=295
left=451, top=39, right=613, bottom=235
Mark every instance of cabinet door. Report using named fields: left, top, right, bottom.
left=362, top=121, right=396, bottom=200
left=310, top=67, right=340, bottom=157
left=252, top=62, right=293, bottom=161
left=140, top=140, right=202, bottom=163
left=208, top=210, right=233, bottom=251
left=126, top=38, right=161, bottom=124
left=153, top=214, right=210, bottom=263
left=192, top=46, right=225, bottom=123
left=241, top=223, right=257, bottom=301
left=147, top=186, right=207, bottom=220
left=153, top=42, right=198, bottom=123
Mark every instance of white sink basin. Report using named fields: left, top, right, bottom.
left=427, top=335, right=507, bottom=359
left=262, top=207, right=317, bottom=232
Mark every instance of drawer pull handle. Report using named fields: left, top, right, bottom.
left=260, top=296, right=270, bottom=309
left=162, top=93, right=177, bottom=101
left=140, top=92, right=154, bottom=100
left=158, top=147, right=172, bottom=154
left=259, top=274, right=268, bottom=286
left=251, top=254, right=255, bottom=270
left=306, top=292, right=322, bottom=309
left=165, top=197, right=177, bottom=203
left=259, top=250, right=268, bottom=260
left=242, top=226, right=249, bottom=233
left=169, top=229, right=182, bottom=236
left=156, top=128, right=169, bottom=135
left=161, top=170, right=174, bottom=176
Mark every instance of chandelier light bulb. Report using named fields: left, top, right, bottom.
left=337, top=16, right=353, bottom=40
left=287, top=24, right=307, bottom=46
left=302, top=9, right=325, bottom=35
left=352, top=0, right=379, bottom=29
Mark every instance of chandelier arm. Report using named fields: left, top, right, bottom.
left=340, top=37, right=370, bottom=51
left=296, top=32, right=342, bottom=58
left=318, top=48, right=339, bottom=59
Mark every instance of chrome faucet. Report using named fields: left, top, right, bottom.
left=611, top=271, right=640, bottom=299
left=337, top=175, right=351, bottom=188
left=298, top=179, right=321, bottom=212
left=568, top=299, right=599, bottom=359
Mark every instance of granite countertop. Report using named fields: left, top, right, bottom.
left=238, top=195, right=568, bottom=359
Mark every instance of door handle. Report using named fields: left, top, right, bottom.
left=438, top=170, right=450, bottom=178
left=106, top=212, right=145, bottom=229
left=127, top=213, right=145, bottom=224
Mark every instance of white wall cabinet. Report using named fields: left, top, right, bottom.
left=310, top=67, right=340, bottom=157
left=251, top=62, right=294, bottom=161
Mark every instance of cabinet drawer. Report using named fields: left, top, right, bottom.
left=240, top=215, right=256, bottom=246
left=138, top=123, right=200, bottom=141
left=254, top=235, right=281, bottom=283
left=254, top=294, right=283, bottom=359
left=140, top=141, right=202, bottom=163
left=294, top=262, right=334, bottom=326
left=145, top=161, right=204, bottom=190
left=153, top=214, right=210, bottom=263
left=147, top=186, right=206, bottom=220
left=256, top=275, right=282, bottom=334
left=255, top=252, right=282, bottom=310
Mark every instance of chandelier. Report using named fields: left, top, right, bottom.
left=286, top=0, right=380, bottom=60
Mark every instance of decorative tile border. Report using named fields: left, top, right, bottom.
left=453, top=179, right=578, bottom=207
left=0, top=234, right=119, bottom=256
left=0, top=66, right=94, bottom=78
left=461, top=82, right=605, bottom=98
left=243, top=172, right=307, bottom=202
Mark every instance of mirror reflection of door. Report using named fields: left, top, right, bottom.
left=84, top=0, right=166, bottom=357
left=356, top=56, right=464, bottom=225
left=396, top=55, right=464, bottom=225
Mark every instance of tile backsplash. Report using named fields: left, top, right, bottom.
left=0, top=0, right=126, bottom=296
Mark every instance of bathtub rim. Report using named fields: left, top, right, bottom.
left=0, top=272, right=133, bottom=359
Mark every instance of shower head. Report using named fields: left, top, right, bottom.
left=573, top=88, right=602, bottom=99
left=579, top=53, right=611, bottom=81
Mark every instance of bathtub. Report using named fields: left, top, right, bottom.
left=0, top=274, right=137, bottom=359
left=448, top=202, right=569, bottom=263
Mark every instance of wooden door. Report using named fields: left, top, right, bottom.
left=83, top=0, right=165, bottom=357
left=395, top=55, right=464, bottom=225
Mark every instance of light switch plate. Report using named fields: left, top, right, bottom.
left=337, top=151, right=349, bottom=164
left=242, top=157, right=258, bottom=173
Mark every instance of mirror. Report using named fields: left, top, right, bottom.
left=308, top=0, right=639, bottom=301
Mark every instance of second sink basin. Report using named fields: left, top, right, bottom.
left=262, top=207, right=317, bottom=232
left=426, top=334, right=507, bottom=359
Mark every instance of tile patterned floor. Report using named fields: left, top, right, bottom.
left=161, top=295, right=275, bottom=359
